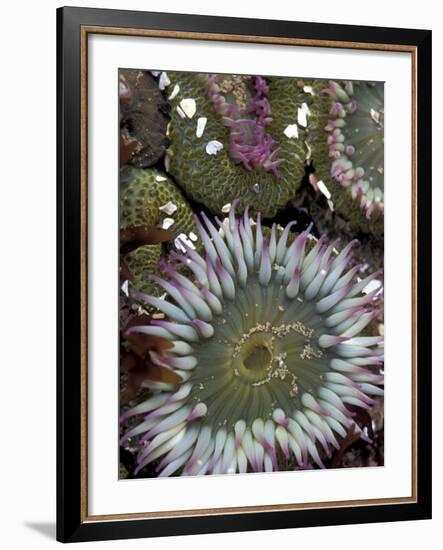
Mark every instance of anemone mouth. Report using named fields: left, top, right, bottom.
left=121, top=203, right=384, bottom=477
left=165, top=71, right=307, bottom=218
left=322, top=80, right=384, bottom=219
left=204, top=74, right=284, bottom=176
left=241, top=340, right=273, bottom=374
left=190, top=274, right=330, bottom=428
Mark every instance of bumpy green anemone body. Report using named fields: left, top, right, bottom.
left=165, top=72, right=307, bottom=218
left=120, top=166, right=196, bottom=294
left=121, top=204, right=384, bottom=477
left=120, top=165, right=196, bottom=233
left=306, top=80, right=384, bottom=235
left=124, top=245, right=163, bottom=295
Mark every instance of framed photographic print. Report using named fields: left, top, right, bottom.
left=57, top=6, right=432, bottom=543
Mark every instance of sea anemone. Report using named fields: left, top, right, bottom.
left=120, top=166, right=197, bottom=294
left=305, top=80, right=384, bottom=235
left=163, top=72, right=308, bottom=218
left=119, top=70, right=170, bottom=168
left=120, top=203, right=384, bottom=476
left=120, top=166, right=196, bottom=234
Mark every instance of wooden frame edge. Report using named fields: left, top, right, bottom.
left=84, top=496, right=416, bottom=523
left=81, top=25, right=417, bottom=53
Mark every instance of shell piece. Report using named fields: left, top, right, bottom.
left=158, top=72, right=171, bottom=90
left=168, top=84, right=180, bottom=100
left=159, top=201, right=178, bottom=216
left=179, top=98, right=197, bottom=119
left=196, top=117, right=207, bottom=138
left=283, top=124, right=299, bottom=139
left=205, top=140, right=224, bottom=155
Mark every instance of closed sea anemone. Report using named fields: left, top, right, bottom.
left=120, top=203, right=384, bottom=476
left=164, top=72, right=308, bottom=218
left=306, top=80, right=384, bottom=235
left=119, top=166, right=197, bottom=295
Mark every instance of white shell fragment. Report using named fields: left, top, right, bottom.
left=283, top=124, right=299, bottom=139
left=206, top=140, right=224, bottom=155
left=121, top=280, right=129, bottom=296
left=168, top=84, right=180, bottom=100
left=162, top=217, right=175, bottom=229
left=179, top=98, right=197, bottom=119
left=370, top=108, right=383, bottom=126
left=303, top=102, right=312, bottom=115
left=303, top=85, right=314, bottom=95
left=155, top=175, right=167, bottom=182
left=317, top=180, right=331, bottom=199
left=297, top=108, right=307, bottom=128
left=152, top=312, right=165, bottom=320
left=159, top=201, right=178, bottom=215
left=221, top=203, right=232, bottom=213
left=158, top=72, right=170, bottom=90
left=196, top=117, right=207, bottom=138
left=175, top=233, right=196, bottom=252
left=176, top=105, right=186, bottom=119
left=297, top=102, right=311, bottom=127
left=189, top=232, right=198, bottom=242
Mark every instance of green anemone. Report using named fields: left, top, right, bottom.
left=121, top=204, right=384, bottom=477
left=305, top=80, right=384, bottom=235
left=123, top=245, right=163, bottom=296
left=165, top=72, right=308, bottom=218
left=120, top=166, right=196, bottom=294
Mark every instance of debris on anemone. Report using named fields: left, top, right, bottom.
left=164, top=72, right=308, bottom=218
left=120, top=166, right=197, bottom=295
left=120, top=203, right=384, bottom=476
left=305, top=80, right=384, bottom=235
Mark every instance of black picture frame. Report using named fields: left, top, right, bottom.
left=57, top=6, right=432, bottom=543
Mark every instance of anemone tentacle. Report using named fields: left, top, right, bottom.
left=121, top=206, right=384, bottom=476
